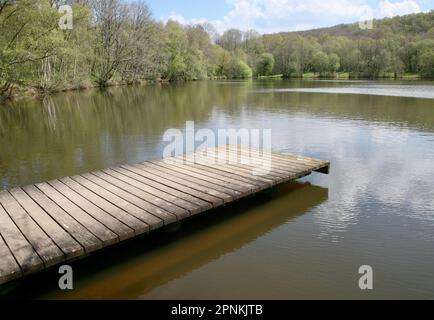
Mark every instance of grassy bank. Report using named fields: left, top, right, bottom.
left=298, top=72, right=424, bottom=80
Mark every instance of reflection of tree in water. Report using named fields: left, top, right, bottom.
left=247, top=84, right=434, bottom=133
left=2, top=80, right=433, bottom=189
left=0, top=82, right=253, bottom=188
left=42, top=96, right=59, bottom=133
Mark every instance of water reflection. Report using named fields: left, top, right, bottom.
left=256, top=84, right=434, bottom=99
left=1, top=182, right=328, bottom=300
left=1, top=80, right=434, bottom=298
left=2, top=81, right=434, bottom=190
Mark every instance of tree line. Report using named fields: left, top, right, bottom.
left=1, top=0, right=433, bottom=100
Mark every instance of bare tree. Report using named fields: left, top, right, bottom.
left=91, top=0, right=129, bottom=86
left=217, top=29, right=243, bottom=53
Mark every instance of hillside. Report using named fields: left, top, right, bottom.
left=283, top=11, right=434, bottom=38
left=251, top=11, right=434, bottom=79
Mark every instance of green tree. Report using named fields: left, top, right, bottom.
left=217, top=29, right=243, bottom=53
left=346, top=49, right=362, bottom=76
left=0, top=0, right=64, bottom=97
left=328, top=53, right=341, bottom=74
left=419, top=49, right=434, bottom=78
left=311, top=51, right=329, bottom=75
left=225, top=58, right=252, bottom=79
left=164, top=20, right=188, bottom=80
left=119, top=1, right=159, bottom=82
left=256, top=53, right=275, bottom=76
left=92, top=0, right=130, bottom=86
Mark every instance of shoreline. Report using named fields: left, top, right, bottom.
left=1, top=75, right=432, bottom=105
left=0, top=79, right=156, bottom=104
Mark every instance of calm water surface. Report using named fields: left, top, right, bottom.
left=1, top=80, right=434, bottom=299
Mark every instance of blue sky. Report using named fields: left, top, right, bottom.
left=145, top=0, right=434, bottom=33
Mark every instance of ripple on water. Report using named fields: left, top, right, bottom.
left=254, top=84, right=434, bottom=99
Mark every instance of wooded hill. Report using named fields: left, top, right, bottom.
left=1, top=1, right=433, bottom=100
left=290, top=11, right=434, bottom=38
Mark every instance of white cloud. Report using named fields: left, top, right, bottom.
left=379, top=0, right=421, bottom=17
left=166, top=13, right=209, bottom=26
left=212, top=0, right=370, bottom=32
left=162, top=0, right=423, bottom=34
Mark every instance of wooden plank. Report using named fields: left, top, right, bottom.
left=200, top=149, right=290, bottom=181
left=191, top=150, right=280, bottom=183
left=269, top=154, right=330, bottom=173
left=222, top=145, right=328, bottom=169
left=0, top=146, right=330, bottom=286
left=72, top=174, right=168, bottom=230
left=47, top=180, right=135, bottom=241
left=221, top=159, right=305, bottom=182
left=124, top=164, right=224, bottom=207
left=217, top=150, right=299, bottom=178
left=10, top=188, right=83, bottom=260
left=158, top=157, right=257, bottom=194
left=105, top=166, right=224, bottom=211
left=0, top=202, right=43, bottom=275
left=0, top=191, right=64, bottom=268
left=136, top=162, right=233, bottom=203
left=36, top=183, right=119, bottom=247
left=279, top=153, right=326, bottom=165
left=120, top=164, right=213, bottom=212
left=223, top=149, right=308, bottom=176
left=59, top=177, right=154, bottom=233
left=221, top=146, right=330, bottom=175
left=231, top=148, right=321, bottom=171
left=174, top=155, right=269, bottom=189
left=23, top=185, right=102, bottom=254
left=84, top=171, right=179, bottom=224
left=191, top=152, right=279, bottom=186
left=254, top=152, right=329, bottom=174
left=176, top=156, right=266, bottom=187
left=145, top=161, right=240, bottom=200
left=150, top=160, right=246, bottom=198
left=215, top=147, right=288, bottom=170
left=108, top=167, right=204, bottom=215
left=0, top=233, right=22, bottom=285
left=99, top=169, right=189, bottom=220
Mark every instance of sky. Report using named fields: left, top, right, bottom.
left=144, top=0, right=434, bottom=34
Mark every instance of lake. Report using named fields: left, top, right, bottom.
left=1, top=80, right=434, bottom=299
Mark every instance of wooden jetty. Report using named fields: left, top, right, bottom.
left=0, top=146, right=330, bottom=285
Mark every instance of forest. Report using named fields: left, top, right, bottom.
left=1, top=0, right=434, bottom=100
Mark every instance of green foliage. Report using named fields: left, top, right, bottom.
left=1, top=3, right=433, bottom=100
left=224, top=58, right=252, bottom=79
left=256, top=53, right=275, bottom=76
left=0, top=0, right=65, bottom=95
left=235, top=60, right=253, bottom=79
left=419, top=49, right=434, bottom=78
left=328, top=53, right=340, bottom=74
left=217, top=29, right=243, bottom=52
left=312, top=51, right=329, bottom=75
left=164, top=20, right=189, bottom=80
left=256, top=11, right=434, bottom=79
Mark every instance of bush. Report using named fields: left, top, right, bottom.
left=419, top=49, right=434, bottom=78
left=225, top=58, right=253, bottom=79
left=256, top=53, right=275, bottom=76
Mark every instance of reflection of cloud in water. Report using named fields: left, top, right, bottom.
left=262, top=116, right=434, bottom=240
left=255, top=84, right=434, bottom=99
left=197, top=110, right=434, bottom=241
